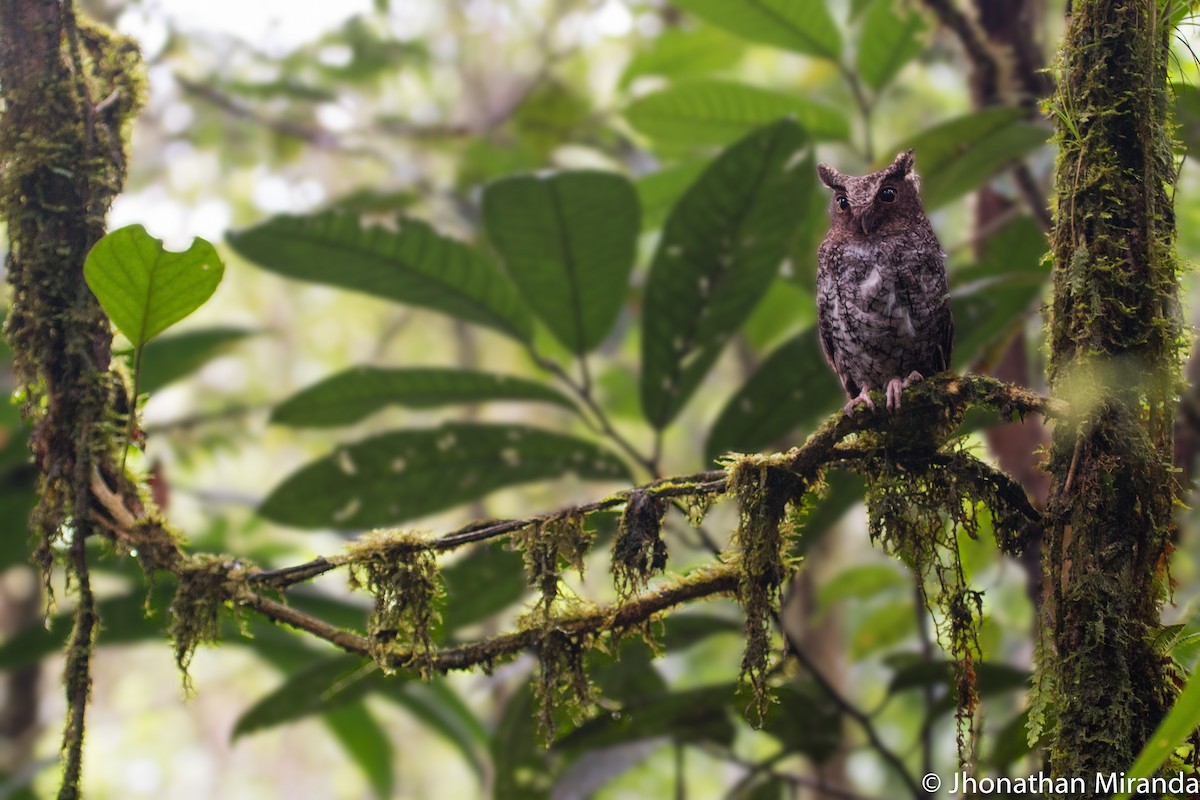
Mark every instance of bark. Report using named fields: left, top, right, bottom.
left=1043, top=0, right=1180, bottom=782
left=0, top=1, right=142, bottom=796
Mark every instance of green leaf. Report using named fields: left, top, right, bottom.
left=818, top=564, right=907, bottom=609
left=512, top=80, right=592, bottom=155
left=372, top=678, right=489, bottom=781
left=588, top=637, right=668, bottom=704
left=135, top=327, right=255, bottom=393
left=234, top=654, right=383, bottom=738
left=626, top=80, right=849, bottom=148
left=620, top=26, right=745, bottom=89
left=557, top=685, right=737, bottom=752
left=1116, top=665, right=1200, bottom=799
left=84, top=224, right=225, bottom=347
left=850, top=600, right=915, bottom=660
left=271, top=367, right=577, bottom=428
left=659, top=613, right=743, bottom=650
left=757, top=683, right=841, bottom=760
left=895, top=108, right=1047, bottom=210
left=989, top=708, right=1034, bottom=771
left=705, top=324, right=842, bottom=463
left=483, top=171, right=640, bottom=354
left=260, top=422, right=631, bottom=529
left=227, top=212, right=533, bottom=341
left=441, top=542, right=529, bottom=633
left=641, top=119, right=811, bottom=428
left=671, top=0, right=842, bottom=59
left=493, top=683, right=552, bottom=800
left=857, top=0, right=927, bottom=91
left=950, top=216, right=1049, bottom=369
left=324, top=703, right=394, bottom=800
left=636, top=162, right=707, bottom=231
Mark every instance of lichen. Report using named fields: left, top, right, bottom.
left=345, top=530, right=443, bottom=676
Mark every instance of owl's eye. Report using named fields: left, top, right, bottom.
left=836, top=196, right=850, bottom=211
left=879, top=186, right=897, bottom=203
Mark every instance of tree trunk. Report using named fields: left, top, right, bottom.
left=1043, top=0, right=1180, bottom=781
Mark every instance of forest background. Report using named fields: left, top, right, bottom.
left=1, top=0, right=1199, bottom=798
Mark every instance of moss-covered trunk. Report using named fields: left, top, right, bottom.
left=1044, top=0, right=1181, bottom=781
left=0, top=2, right=142, bottom=796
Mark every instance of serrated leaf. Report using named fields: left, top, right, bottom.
left=705, top=324, right=842, bottom=462
left=260, top=422, right=630, bottom=529
left=641, top=119, right=811, bottom=429
left=626, top=80, right=849, bottom=148
left=895, top=109, right=1048, bottom=210
left=857, top=0, right=927, bottom=91
left=135, top=327, right=255, bottom=393
left=84, top=224, right=225, bottom=347
left=620, top=26, right=745, bottom=89
left=227, top=212, right=533, bottom=341
left=324, top=703, right=393, bottom=800
left=483, top=171, right=640, bottom=354
left=271, top=367, right=577, bottom=428
left=671, top=0, right=842, bottom=59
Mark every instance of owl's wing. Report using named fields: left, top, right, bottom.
left=815, top=256, right=854, bottom=396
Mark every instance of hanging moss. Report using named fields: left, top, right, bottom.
left=611, top=490, right=668, bottom=598
left=532, top=628, right=594, bottom=741
left=726, top=455, right=802, bottom=723
left=169, top=554, right=250, bottom=692
left=345, top=530, right=443, bottom=676
left=516, top=509, right=593, bottom=619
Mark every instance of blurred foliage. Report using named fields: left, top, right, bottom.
left=7, top=0, right=1200, bottom=799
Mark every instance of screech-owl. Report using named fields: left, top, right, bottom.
left=815, top=150, right=953, bottom=414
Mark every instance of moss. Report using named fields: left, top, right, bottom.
left=345, top=530, right=443, bottom=676
left=169, top=554, right=250, bottom=692
left=611, top=490, right=668, bottom=599
left=1042, top=0, right=1183, bottom=778
left=516, top=509, right=593, bottom=619
left=727, top=455, right=802, bottom=724
left=532, top=628, right=594, bottom=741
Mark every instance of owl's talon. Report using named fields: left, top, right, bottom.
left=902, top=371, right=924, bottom=388
left=885, top=378, right=904, bottom=412
left=843, top=388, right=876, bottom=415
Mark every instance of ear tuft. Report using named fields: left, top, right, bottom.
left=817, top=163, right=843, bottom=189
left=891, top=149, right=915, bottom=174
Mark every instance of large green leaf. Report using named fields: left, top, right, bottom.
left=492, top=683, right=551, bottom=800
left=260, top=422, right=630, bottom=529
left=757, top=683, right=841, bottom=760
left=226, top=212, right=533, bottom=341
left=556, top=684, right=737, bottom=752
left=626, top=80, right=849, bottom=148
left=84, top=224, right=225, bottom=347
left=323, top=703, right=393, bottom=800
left=441, top=542, right=529, bottom=633
left=136, top=327, right=255, bottom=393
left=483, top=171, right=640, bottom=354
left=704, top=325, right=842, bottom=462
left=896, top=108, right=1047, bottom=210
left=620, top=26, right=745, bottom=89
left=641, top=119, right=811, bottom=428
left=636, top=162, right=706, bottom=231
left=671, top=0, right=842, bottom=59
left=950, top=216, right=1049, bottom=369
left=1116, top=664, right=1200, bottom=799
left=235, top=653, right=487, bottom=781
left=271, top=367, right=577, bottom=428
left=857, top=0, right=927, bottom=91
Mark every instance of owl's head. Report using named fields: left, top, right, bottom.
left=816, top=150, right=923, bottom=237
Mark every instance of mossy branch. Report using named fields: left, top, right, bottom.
left=85, top=373, right=1056, bottom=689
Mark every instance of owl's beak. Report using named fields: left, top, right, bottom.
left=860, top=217, right=872, bottom=236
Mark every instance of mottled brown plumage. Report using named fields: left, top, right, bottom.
left=816, top=150, right=953, bottom=414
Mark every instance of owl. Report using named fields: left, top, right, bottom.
left=815, top=150, right=953, bottom=414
